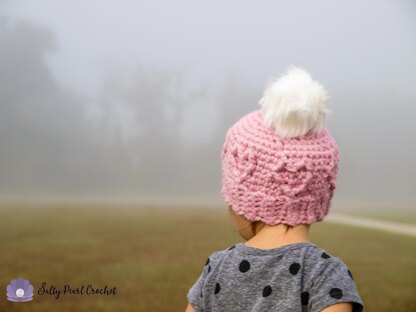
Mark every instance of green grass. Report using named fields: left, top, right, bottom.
left=0, top=202, right=414, bottom=312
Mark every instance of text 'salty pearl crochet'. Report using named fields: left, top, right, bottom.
left=221, top=109, right=340, bottom=226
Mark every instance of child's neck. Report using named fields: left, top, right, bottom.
left=244, top=224, right=311, bottom=250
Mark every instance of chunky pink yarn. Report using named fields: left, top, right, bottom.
left=221, top=108, right=340, bottom=226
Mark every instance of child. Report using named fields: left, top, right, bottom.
left=185, top=65, right=364, bottom=312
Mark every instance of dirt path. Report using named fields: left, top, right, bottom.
left=325, top=213, right=416, bottom=238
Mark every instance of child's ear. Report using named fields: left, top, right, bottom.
left=227, top=207, right=254, bottom=240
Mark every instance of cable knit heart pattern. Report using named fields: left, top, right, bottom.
left=221, top=109, right=340, bottom=226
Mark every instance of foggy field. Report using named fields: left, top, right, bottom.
left=1, top=2, right=415, bottom=311
left=0, top=202, right=414, bottom=312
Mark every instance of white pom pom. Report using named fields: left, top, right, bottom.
left=258, top=65, right=331, bottom=138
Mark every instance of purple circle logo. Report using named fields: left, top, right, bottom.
left=6, top=278, right=34, bottom=302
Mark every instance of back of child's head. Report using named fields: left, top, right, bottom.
left=221, top=65, right=340, bottom=227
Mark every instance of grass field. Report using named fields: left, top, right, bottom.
left=0, top=201, right=414, bottom=312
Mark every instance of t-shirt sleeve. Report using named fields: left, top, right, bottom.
left=308, top=257, right=364, bottom=312
left=186, top=254, right=212, bottom=312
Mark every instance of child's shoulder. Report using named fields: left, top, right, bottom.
left=306, top=245, right=353, bottom=270
left=206, top=242, right=353, bottom=275
left=300, top=244, right=352, bottom=275
left=204, top=244, right=238, bottom=263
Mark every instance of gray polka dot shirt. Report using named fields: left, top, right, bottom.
left=187, top=242, right=364, bottom=312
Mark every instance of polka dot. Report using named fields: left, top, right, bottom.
left=348, top=269, right=354, bottom=280
left=329, top=288, right=343, bottom=299
left=239, top=260, right=250, bottom=273
left=289, top=263, right=301, bottom=275
left=301, top=291, right=310, bottom=305
left=214, top=282, right=221, bottom=294
left=205, top=257, right=210, bottom=266
left=208, top=265, right=211, bottom=273
left=321, top=252, right=331, bottom=259
left=228, top=245, right=236, bottom=250
left=262, top=285, right=272, bottom=297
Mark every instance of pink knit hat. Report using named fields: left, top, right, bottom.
left=221, top=66, right=340, bottom=226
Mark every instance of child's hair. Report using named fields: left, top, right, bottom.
left=221, top=65, right=340, bottom=227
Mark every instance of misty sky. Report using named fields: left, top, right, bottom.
left=0, top=0, right=415, bottom=208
